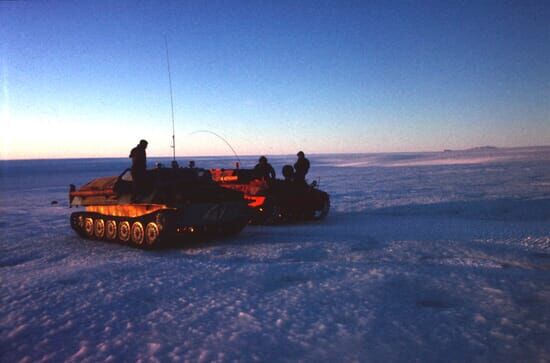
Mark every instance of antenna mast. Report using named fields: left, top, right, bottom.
left=164, top=36, right=176, bottom=161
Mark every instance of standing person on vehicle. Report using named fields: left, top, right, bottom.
left=294, top=151, right=310, bottom=183
left=254, top=156, right=276, bottom=180
left=129, top=139, right=148, bottom=194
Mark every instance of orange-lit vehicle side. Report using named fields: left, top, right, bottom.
left=85, top=204, right=170, bottom=218
left=69, top=167, right=251, bottom=248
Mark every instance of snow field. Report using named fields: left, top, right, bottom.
left=1, top=147, right=549, bottom=362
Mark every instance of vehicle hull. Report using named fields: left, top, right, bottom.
left=69, top=168, right=250, bottom=248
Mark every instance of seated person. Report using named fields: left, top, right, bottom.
left=282, top=164, right=294, bottom=182
left=254, top=156, right=276, bottom=180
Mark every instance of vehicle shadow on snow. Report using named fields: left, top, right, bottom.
left=101, top=197, right=550, bottom=256
left=164, top=197, right=550, bottom=251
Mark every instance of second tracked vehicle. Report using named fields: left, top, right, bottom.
left=210, top=167, right=330, bottom=224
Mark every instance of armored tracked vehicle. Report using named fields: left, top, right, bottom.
left=69, top=167, right=250, bottom=248
left=210, top=167, right=330, bottom=224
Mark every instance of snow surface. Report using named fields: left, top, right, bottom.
left=1, top=147, right=549, bottom=362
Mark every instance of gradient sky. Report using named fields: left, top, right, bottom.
left=1, top=1, right=549, bottom=159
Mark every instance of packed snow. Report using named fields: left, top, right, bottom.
left=1, top=147, right=549, bottom=362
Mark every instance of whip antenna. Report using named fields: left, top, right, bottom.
left=164, top=36, right=176, bottom=161
left=189, top=130, right=241, bottom=165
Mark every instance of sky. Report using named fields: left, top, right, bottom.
left=1, top=0, right=549, bottom=159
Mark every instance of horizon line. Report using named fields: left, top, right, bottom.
left=2, top=145, right=549, bottom=162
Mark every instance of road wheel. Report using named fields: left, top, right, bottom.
left=118, top=221, right=131, bottom=242
left=145, top=222, right=160, bottom=247
left=105, top=220, right=117, bottom=240
left=77, top=215, right=85, bottom=229
left=94, top=219, right=105, bottom=239
left=84, top=218, right=94, bottom=237
left=131, top=221, right=145, bottom=246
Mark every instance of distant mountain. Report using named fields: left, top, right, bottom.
left=466, top=146, right=498, bottom=151
left=443, top=146, right=498, bottom=152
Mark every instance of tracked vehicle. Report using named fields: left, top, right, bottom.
left=69, top=167, right=250, bottom=248
left=210, top=167, right=330, bottom=224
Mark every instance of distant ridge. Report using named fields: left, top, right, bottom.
left=444, top=146, right=498, bottom=152
left=466, top=146, right=498, bottom=151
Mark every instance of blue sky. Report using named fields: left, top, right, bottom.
left=1, top=1, right=549, bottom=159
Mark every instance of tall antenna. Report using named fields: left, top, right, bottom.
left=164, top=35, right=176, bottom=161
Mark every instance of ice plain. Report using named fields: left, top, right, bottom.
left=1, top=147, right=549, bottom=362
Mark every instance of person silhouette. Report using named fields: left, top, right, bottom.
left=254, top=156, right=276, bottom=180
left=129, top=139, right=148, bottom=195
left=294, top=151, right=310, bottom=183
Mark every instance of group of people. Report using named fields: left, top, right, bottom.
left=254, top=151, right=310, bottom=184
left=129, top=139, right=311, bottom=190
